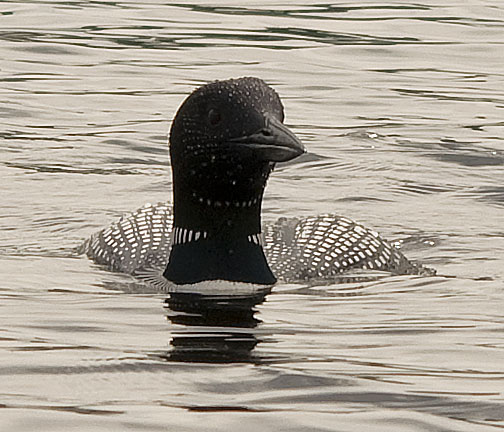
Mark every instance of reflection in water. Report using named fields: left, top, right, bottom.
left=3, top=1, right=504, bottom=430
left=162, top=291, right=269, bottom=363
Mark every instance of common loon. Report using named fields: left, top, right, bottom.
left=83, top=77, right=430, bottom=292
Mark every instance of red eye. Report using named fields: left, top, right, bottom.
left=208, top=108, right=221, bottom=126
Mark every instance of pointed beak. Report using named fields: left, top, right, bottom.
left=231, top=113, right=306, bottom=162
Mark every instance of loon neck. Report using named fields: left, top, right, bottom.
left=172, top=190, right=264, bottom=238
left=163, top=186, right=276, bottom=286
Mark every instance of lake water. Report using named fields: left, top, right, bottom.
left=1, top=1, right=503, bottom=431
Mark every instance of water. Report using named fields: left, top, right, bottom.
left=1, top=1, right=503, bottom=430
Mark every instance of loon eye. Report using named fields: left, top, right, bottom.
left=208, top=108, right=221, bottom=126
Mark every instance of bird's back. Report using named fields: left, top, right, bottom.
left=81, top=202, right=429, bottom=282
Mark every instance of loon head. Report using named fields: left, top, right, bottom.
left=165, top=77, right=304, bottom=286
left=169, top=77, right=305, bottom=207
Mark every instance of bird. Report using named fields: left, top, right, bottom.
left=81, top=77, right=431, bottom=293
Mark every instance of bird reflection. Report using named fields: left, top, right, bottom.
left=161, top=290, right=269, bottom=363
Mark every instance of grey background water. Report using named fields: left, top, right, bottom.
left=1, top=1, right=503, bottom=431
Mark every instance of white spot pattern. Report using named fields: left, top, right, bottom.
left=83, top=202, right=173, bottom=275
left=262, top=214, right=420, bottom=281
left=82, top=203, right=425, bottom=280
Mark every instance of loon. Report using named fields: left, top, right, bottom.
left=82, top=77, right=430, bottom=292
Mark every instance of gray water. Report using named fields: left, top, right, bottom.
left=1, top=1, right=504, bottom=431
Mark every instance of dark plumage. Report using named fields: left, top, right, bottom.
left=82, top=77, right=431, bottom=291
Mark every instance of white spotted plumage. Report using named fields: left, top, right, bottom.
left=81, top=204, right=429, bottom=282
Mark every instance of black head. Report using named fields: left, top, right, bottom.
left=170, top=77, right=304, bottom=164
left=169, top=78, right=304, bottom=205
left=165, top=78, right=303, bottom=285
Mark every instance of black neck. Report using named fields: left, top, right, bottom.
left=163, top=159, right=276, bottom=285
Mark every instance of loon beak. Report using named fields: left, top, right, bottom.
left=231, top=113, right=305, bottom=162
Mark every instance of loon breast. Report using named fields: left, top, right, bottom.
left=82, top=202, right=426, bottom=286
left=81, top=77, right=431, bottom=290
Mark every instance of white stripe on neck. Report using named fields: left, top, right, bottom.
left=171, top=226, right=262, bottom=246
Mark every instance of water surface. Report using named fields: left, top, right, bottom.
left=1, top=1, right=504, bottom=431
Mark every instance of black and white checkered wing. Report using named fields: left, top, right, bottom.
left=264, top=214, right=420, bottom=281
left=82, top=203, right=173, bottom=275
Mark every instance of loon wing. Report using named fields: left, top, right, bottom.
left=262, top=215, right=425, bottom=281
left=81, top=203, right=428, bottom=280
left=81, top=203, right=173, bottom=275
